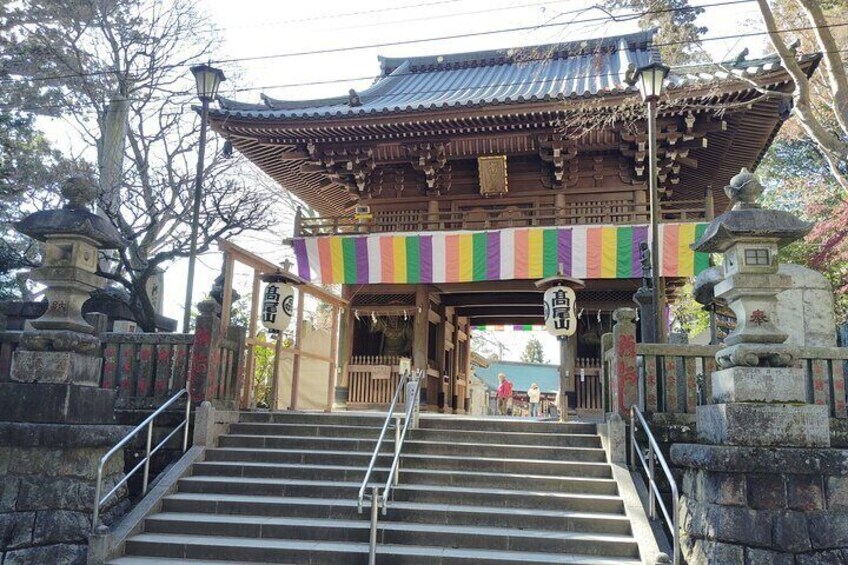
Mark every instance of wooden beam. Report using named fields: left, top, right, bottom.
left=456, top=306, right=543, bottom=317
left=441, top=292, right=542, bottom=307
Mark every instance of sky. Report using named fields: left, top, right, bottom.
left=41, top=0, right=768, bottom=361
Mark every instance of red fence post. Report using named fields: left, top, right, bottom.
left=190, top=299, right=221, bottom=403
left=612, top=308, right=638, bottom=416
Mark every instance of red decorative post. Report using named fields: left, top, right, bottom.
left=612, top=308, right=638, bottom=416
left=190, top=299, right=221, bottom=403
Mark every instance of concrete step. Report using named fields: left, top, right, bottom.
left=401, top=439, right=608, bottom=461
left=120, top=533, right=641, bottom=564
left=228, top=421, right=386, bottom=439
left=202, top=448, right=613, bottom=477
left=418, top=417, right=598, bottom=435
left=216, top=434, right=392, bottom=452
left=238, top=411, right=390, bottom=427
left=161, top=493, right=633, bottom=535
left=215, top=434, right=608, bottom=462
left=411, top=427, right=603, bottom=448
left=190, top=461, right=620, bottom=495
left=176, top=476, right=625, bottom=513
left=226, top=422, right=602, bottom=448
left=142, top=513, right=640, bottom=557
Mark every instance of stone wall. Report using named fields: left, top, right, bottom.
left=672, top=444, right=848, bottom=564
left=0, top=424, right=128, bottom=565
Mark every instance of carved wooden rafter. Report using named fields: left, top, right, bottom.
left=619, top=113, right=726, bottom=196
left=303, top=142, right=377, bottom=196
left=406, top=142, right=451, bottom=195
left=538, top=133, right=578, bottom=189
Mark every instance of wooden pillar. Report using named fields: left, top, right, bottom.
left=428, top=199, right=440, bottom=230
left=705, top=187, right=715, bottom=221
left=325, top=305, right=340, bottom=412
left=555, top=192, right=566, bottom=225
left=270, top=335, right=283, bottom=411
left=450, top=311, right=461, bottom=413
left=434, top=302, right=446, bottom=412
left=241, top=270, right=261, bottom=409
left=335, top=286, right=356, bottom=407
left=289, top=288, right=305, bottom=410
left=412, top=286, right=429, bottom=372
left=558, top=335, right=576, bottom=420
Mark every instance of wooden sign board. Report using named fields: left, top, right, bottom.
left=478, top=155, right=508, bottom=196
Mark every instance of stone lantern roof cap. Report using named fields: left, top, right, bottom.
left=691, top=208, right=811, bottom=253
left=14, top=176, right=126, bottom=249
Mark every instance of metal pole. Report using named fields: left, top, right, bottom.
left=394, top=415, right=401, bottom=488
left=183, top=389, right=191, bottom=452
left=647, top=96, right=662, bottom=343
left=92, top=466, right=103, bottom=532
left=142, top=421, right=153, bottom=495
left=369, top=486, right=380, bottom=565
left=630, top=408, right=636, bottom=472
left=648, top=438, right=657, bottom=520
left=182, top=97, right=210, bottom=333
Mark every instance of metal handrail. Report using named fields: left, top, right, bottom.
left=356, top=369, right=409, bottom=514
left=630, top=405, right=680, bottom=565
left=382, top=369, right=423, bottom=508
left=91, top=388, right=191, bottom=532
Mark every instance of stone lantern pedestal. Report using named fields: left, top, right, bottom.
left=0, top=177, right=131, bottom=565
left=669, top=170, right=848, bottom=563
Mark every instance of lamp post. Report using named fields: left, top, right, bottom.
left=183, top=64, right=226, bottom=332
left=629, top=62, right=669, bottom=343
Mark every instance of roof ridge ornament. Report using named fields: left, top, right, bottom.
left=348, top=89, right=362, bottom=107
left=724, top=167, right=763, bottom=210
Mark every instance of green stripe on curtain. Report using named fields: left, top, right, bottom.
left=342, top=238, right=357, bottom=284
left=472, top=232, right=487, bottom=281
left=616, top=225, right=633, bottom=278
left=543, top=229, right=559, bottom=276
left=406, top=236, right=420, bottom=284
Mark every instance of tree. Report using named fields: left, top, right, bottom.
left=3, top=0, right=276, bottom=330
left=0, top=1, right=78, bottom=299
left=601, top=0, right=707, bottom=65
left=471, top=330, right=510, bottom=361
left=521, top=336, right=547, bottom=364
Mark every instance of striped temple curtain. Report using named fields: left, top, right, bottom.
left=292, top=223, right=709, bottom=285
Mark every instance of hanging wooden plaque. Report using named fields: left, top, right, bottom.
left=477, top=155, right=508, bottom=196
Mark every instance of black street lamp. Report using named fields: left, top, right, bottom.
left=183, top=64, right=226, bottom=332
left=629, top=62, right=669, bottom=343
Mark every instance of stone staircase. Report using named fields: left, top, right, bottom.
left=109, top=412, right=644, bottom=564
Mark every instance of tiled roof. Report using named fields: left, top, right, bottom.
left=214, top=30, right=658, bottom=120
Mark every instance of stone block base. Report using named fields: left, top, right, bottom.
left=671, top=443, right=848, bottom=565
left=10, top=350, right=102, bottom=386
left=697, top=403, right=830, bottom=447
left=712, top=366, right=806, bottom=404
left=0, top=423, right=128, bottom=564
left=0, top=383, right=117, bottom=424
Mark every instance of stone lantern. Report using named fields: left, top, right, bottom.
left=11, top=175, right=125, bottom=383
left=690, top=168, right=826, bottom=447
left=667, top=168, right=848, bottom=565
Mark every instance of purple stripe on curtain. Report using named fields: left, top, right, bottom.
left=355, top=237, right=369, bottom=283
left=293, top=239, right=311, bottom=281
left=632, top=226, right=649, bottom=278
left=487, top=231, right=500, bottom=280
left=420, top=236, right=433, bottom=283
left=558, top=228, right=572, bottom=276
